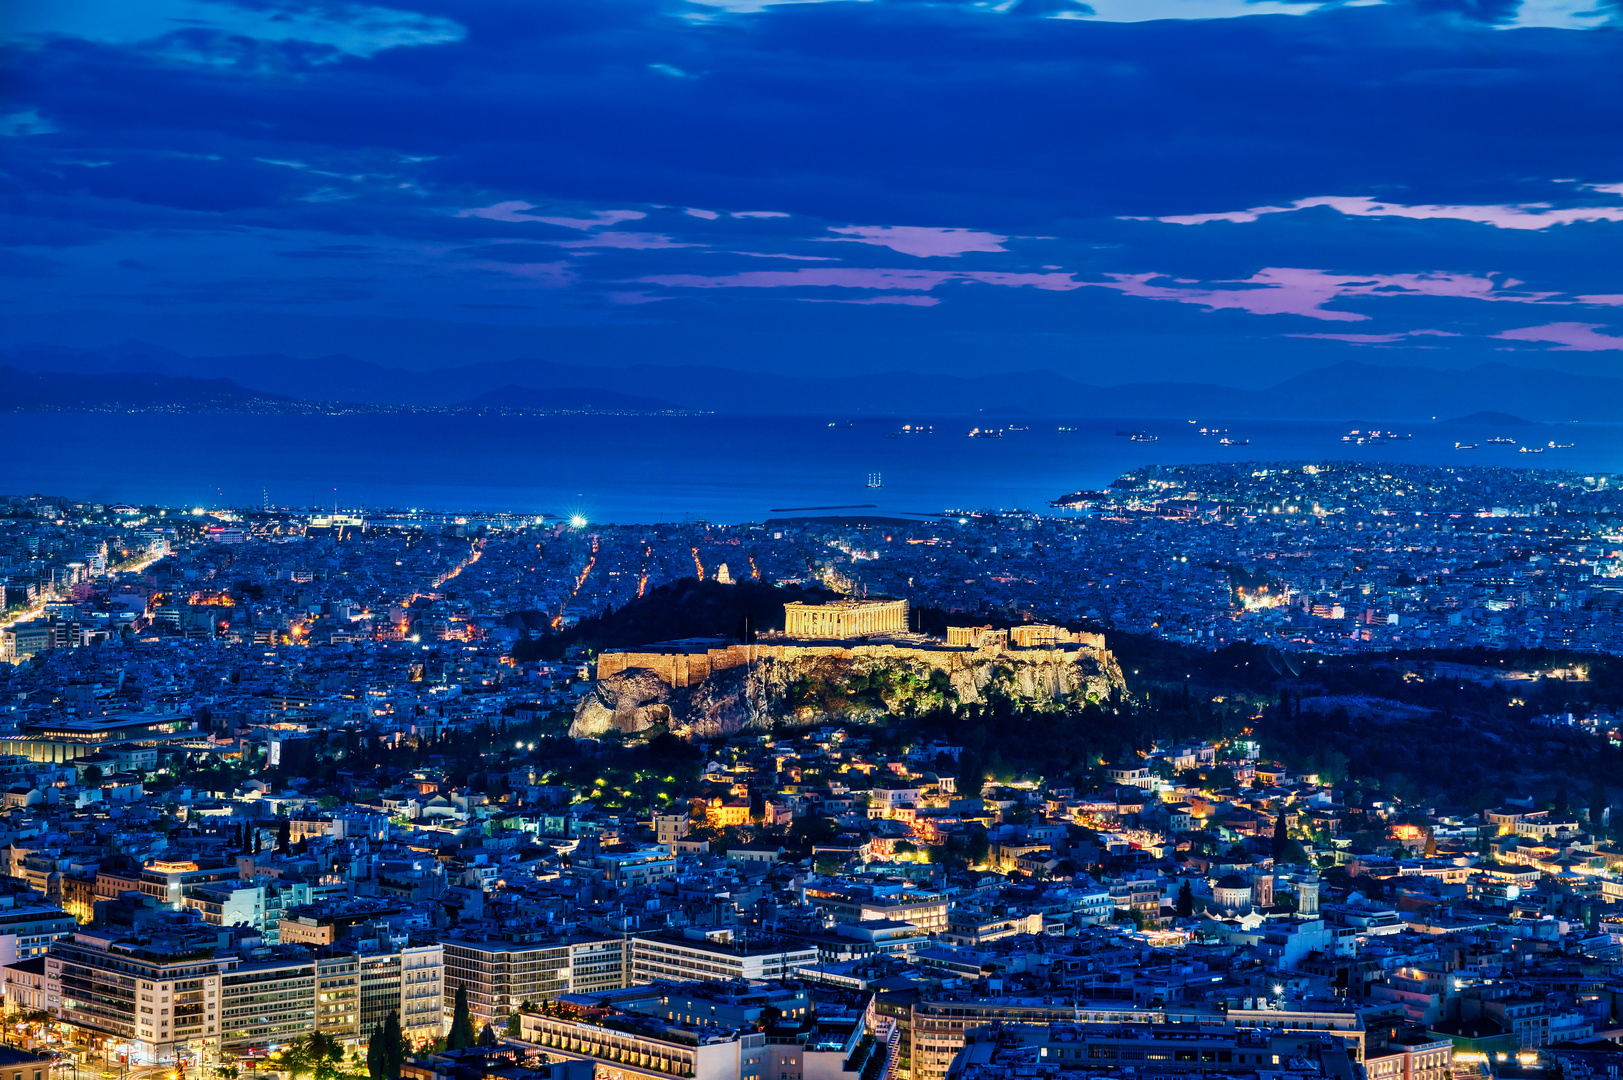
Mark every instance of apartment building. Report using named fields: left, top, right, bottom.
left=442, top=935, right=625, bottom=1030
left=627, top=930, right=817, bottom=987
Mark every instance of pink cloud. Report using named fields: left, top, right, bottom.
left=548, top=232, right=698, bottom=250
left=729, top=251, right=841, bottom=261
left=1289, top=332, right=1414, bottom=343
left=1577, top=294, right=1623, bottom=305
left=730, top=210, right=790, bottom=218
left=1495, top=322, right=1623, bottom=351
left=604, top=291, right=674, bottom=305
left=1085, top=268, right=1558, bottom=321
left=823, top=225, right=1010, bottom=257
left=454, top=202, right=646, bottom=229
left=637, top=268, right=1084, bottom=292
left=800, top=295, right=941, bottom=306
left=1147, top=194, right=1623, bottom=231
left=684, top=208, right=720, bottom=220
left=1288, top=329, right=1463, bottom=344
left=472, top=260, right=576, bottom=287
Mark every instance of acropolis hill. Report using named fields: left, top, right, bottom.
left=571, top=598, right=1126, bottom=740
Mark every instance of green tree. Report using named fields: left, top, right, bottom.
left=448, top=984, right=477, bottom=1051
left=1175, top=880, right=1194, bottom=919
left=366, top=1023, right=387, bottom=1080
left=277, top=1030, right=343, bottom=1080
left=382, top=1009, right=406, bottom=1078
left=1271, top=808, right=1288, bottom=862
left=277, top=817, right=292, bottom=852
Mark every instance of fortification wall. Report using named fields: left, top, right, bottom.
left=596, top=636, right=1110, bottom=689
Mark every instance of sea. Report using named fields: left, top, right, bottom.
left=7, top=412, right=1621, bottom=524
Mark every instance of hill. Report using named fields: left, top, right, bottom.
left=11, top=344, right=1623, bottom=421
left=458, top=384, right=685, bottom=413
left=0, top=365, right=299, bottom=413
left=507, top=578, right=840, bottom=660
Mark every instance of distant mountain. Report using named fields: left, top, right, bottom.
left=1441, top=411, right=1535, bottom=426
left=6, top=344, right=1623, bottom=421
left=0, top=365, right=297, bottom=412
left=458, top=385, right=685, bottom=413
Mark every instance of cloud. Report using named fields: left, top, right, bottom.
left=800, top=295, right=942, bottom=306
left=823, top=225, right=1011, bottom=258
left=1288, top=329, right=1463, bottom=343
left=1061, top=0, right=1383, bottom=22
left=1495, top=322, right=1623, bottom=350
left=0, top=110, right=57, bottom=137
left=4, top=0, right=466, bottom=58
left=730, top=252, right=841, bottom=261
left=684, top=208, right=721, bottom=220
left=649, top=63, right=693, bottom=78
left=1146, top=193, right=1623, bottom=230
left=454, top=203, right=648, bottom=229
left=637, top=268, right=1084, bottom=292
left=1085, top=268, right=1558, bottom=321
left=730, top=211, right=790, bottom=219
left=548, top=233, right=700, bottom=250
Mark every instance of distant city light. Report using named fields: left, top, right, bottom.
left=570, top=514, right=588, bottom=528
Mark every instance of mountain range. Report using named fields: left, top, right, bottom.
left=3, top=342, right=1620, bottom=421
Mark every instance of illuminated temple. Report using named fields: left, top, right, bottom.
left=783, top=598, right=909, bottom=639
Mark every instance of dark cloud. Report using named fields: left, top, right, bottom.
left=2, top=0, right=1621, bottom=380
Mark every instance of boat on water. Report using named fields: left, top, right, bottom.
left=889, top=423, right=933, bottom=438
left=1485, top=436, right=1517, bottom=445
left=967, top=427, right=1003, bottom=439
left=1130, top=433, right=1159, bottom=443
left=1518, top=446, right=1544, bottom=454
left=1219, top=437, right=1249, bottom=447
left=1455, top=442, right=1476, bottom=449
left=1057, top=426, right=1079, bottom=433
left=1549, top=441, right=1574, bottom=449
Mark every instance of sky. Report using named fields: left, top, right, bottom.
left=3, top=0, right=1623, bottom=386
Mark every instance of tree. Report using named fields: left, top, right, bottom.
left=277, top=817, right=292, bottom=852
left=1271, top=808, right=1288, bottom=862
left=82, top=765, right=102, bottom=785
left=1175, top=880, right=1194, bottom=919
left=277, top=1030, right=343, bottom=1080
left=366, top=1023, right=387, bottom=1080
left=478, top=1024, right=496, bottom=1047
left=254, top=827, right=262, bottom=854
left=448, top=984, right=477, bottom=1051
left=383, top=1009, right=406, bottom=1078
left=957, top=747, right=985, bottom=799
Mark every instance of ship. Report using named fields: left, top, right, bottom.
left=1548, top=441, right=1574, bottom=449
left=1518, top=446, right=1544, bottom=454
left=1485, top=436, right=1517, bottom=445
left=1455, top=442, right=1476, bottom=449
left=1219, top=437, right=1249, bottom=447
left=967, top=427, right=1003, bottom=439
left=1129, top=433, right=1159, bottom=443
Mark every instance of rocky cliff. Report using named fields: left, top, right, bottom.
left=570, top=641, right=1125, bottom=740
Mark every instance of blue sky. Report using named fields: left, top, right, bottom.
left=3, top=0, right=1622, bottom=385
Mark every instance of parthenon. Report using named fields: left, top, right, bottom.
left=783, top=598, right=909, bottom=639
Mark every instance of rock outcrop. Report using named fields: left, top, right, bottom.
left=570, top=640, right=1125, bottom=740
